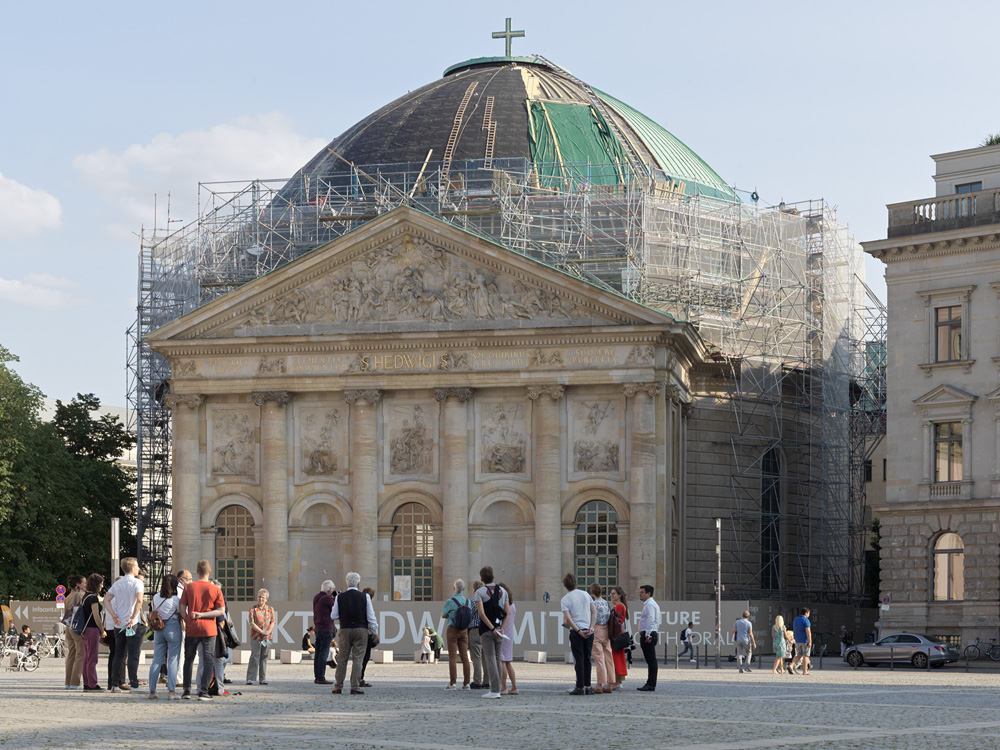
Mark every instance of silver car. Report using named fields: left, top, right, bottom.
left=844, top=633, right=960, bottom=669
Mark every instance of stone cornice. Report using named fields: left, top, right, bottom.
left=863, top=229, right=1000, bottom=262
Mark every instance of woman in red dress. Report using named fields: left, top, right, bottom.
left=608, top=586, right=630, bottom=690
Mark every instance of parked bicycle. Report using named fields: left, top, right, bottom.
left=34, top=632, right=65, bottom=658
left=3, top=646, right=40, bottom=672
left=963, top=637, right=1000, bottom=661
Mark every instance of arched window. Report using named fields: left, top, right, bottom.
left=933, top=532, right=964, bottom=601
left=760, top=448, right=780, bottom=591
left=574, top=500, right=618, bottom=590
left=391, top=503, right=434, bottom=601
left=215, top=505, right=255, bottom=601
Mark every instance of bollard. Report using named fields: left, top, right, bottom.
left=927, top=646, right=932, bottom=671
left=696, top=645, right=700, bottom=669
left=853, top=650, right=859, bottom=671
left=965, top=651, right=970, bottom=673
left=674, top=646, right=679, bottom=670
left=889, top=645, right=894, bottom=671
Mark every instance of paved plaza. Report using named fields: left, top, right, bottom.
left=3, top=657, right=1000, bottom=749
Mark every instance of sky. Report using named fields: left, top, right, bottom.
left=2, top=0, right=996, bottom=409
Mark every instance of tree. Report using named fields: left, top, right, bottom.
left=0, top=387, right=136, bottom=602
left=0, top=347, right=42, bottom=524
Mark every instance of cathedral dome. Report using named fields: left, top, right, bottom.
left=291, top=56, right=736, bottom=202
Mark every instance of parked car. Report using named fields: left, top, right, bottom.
left=844, top=633, right=959, bottom=669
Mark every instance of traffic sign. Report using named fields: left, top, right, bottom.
left=881, top=594, right=891, bottom=606
left=56, top=594, right=65, bottom=604
left=56, top=585, right=66, bottom=595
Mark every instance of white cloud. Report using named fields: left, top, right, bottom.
left=0, top=274, right=78, bottom=308
left=0, top=173, right=62, bottom=238
left=74, top=113, right=326, bottom=227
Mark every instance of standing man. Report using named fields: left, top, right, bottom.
left=442, top=579, right=472, bottom=690
left=466, top=579, right=485, bottom=689
left=679, top=621, right=695, bottom=663
left=790, top=607, right=812, bottom=676
left=103, top=557, right=144, bottom=692
left=331, top=572, right=378, bottom=695
left=731, top=610, right=756, bottom=674
left=312, top=580, right=337, bottom=685
left=179, top=559, right=225, bottom=701
left=176, top=570, right=193, bottom=597
left=561, top=573, right=597, bottom=695
left=475, top=566, right=509, bottom=700
left=636, top=584, right=661, bottom=692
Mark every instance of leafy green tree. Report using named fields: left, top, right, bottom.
left=0, top=347, right=42, bottom=524
left=0, top=385, right=136, bottom=602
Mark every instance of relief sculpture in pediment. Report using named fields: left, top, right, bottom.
left=241, top=235, right=590, bottom=329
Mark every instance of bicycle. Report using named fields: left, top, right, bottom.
left=963, top=637, right=1000, bottom=661
left=4, top=648, right=41, bottom=672
left=34, top=632, right=66, bottom=658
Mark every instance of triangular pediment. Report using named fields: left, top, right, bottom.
left=148, top=207, right=673, bottom=342
left=913, top=384, right=978, bottom=407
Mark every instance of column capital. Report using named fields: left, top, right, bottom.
left=623, top=381, right=663, bottom=398
left=434, top=387, right=475, bottom=402
left=663, top=383, right=680, bottom=402
left=345, top=389, right=383, bottom=405
left=252, top=391, right=290, bottom=407
left=526, top=384, right=565, bottom=400
left=680, top=401, right=693, bottom=419
left=162, top=394, right=203, bottom=410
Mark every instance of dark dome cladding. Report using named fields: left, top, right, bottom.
left=287, top=56, right=736, bottom=202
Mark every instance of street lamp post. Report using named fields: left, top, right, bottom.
left=111, top=517, right=120, bottom=584
left=715, top=517, right=722, bottom=669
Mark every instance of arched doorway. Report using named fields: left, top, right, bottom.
left=391, top=502, right=435, bottom=601
left=215, top=504, right=256, bottom=601
left=574, top=500, right=619, bottom=590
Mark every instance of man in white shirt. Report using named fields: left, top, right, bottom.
left=636, top=584, right=661, bottom=691
left=731, top=611, right=756, bottom=674
left=679, top=621, right=695, bottom=662
left=103, top=557, right=145, bottom=692
left=561, top=572, right=597, bottom=695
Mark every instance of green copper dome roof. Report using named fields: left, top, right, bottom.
left=291, top=56, right=736, bottom=202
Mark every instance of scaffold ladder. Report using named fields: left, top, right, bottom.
left=442, top=82, right=478, bottom=178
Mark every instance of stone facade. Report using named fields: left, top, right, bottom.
left=863, top=144, right=1000, bottom=642
left=150, top=209, right=704, bottom=602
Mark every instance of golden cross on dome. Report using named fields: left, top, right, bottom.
left=492, top=18, right=525, bottom=57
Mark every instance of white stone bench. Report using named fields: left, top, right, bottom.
left=524, top=650, right=547, bottom=663
left=231, top=650, right=251, bottom=665
left=371, top=650, right=393, bottom=664
left=279, top=649, right=302, bottom=664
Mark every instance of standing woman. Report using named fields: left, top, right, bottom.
left=608, top=586, right=630, bottom=691
left=771, top=615, right=787, bottom=675
left=81, top=574, right=106, bottom=691
left=359, top=586, right=376, bottom=687
left=62, top=575, right=87, bottom=690
left=498, top=583, right=518, bottom=695
left=246, top=589, right=275, bottom=685
left=147, top=574, right=182, bottom=699
left=590, top=583, right=614, bottom=694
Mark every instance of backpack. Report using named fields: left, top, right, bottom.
left=148, top=605, right=165, bottom=632
left=480, top=585, right=505, bottom=633
left=679, top=628, right=687, bottom=643
left=452, top=597, right=472, bottom=630
left=71, top=600, right=92, bottom=635
left=845, top=630, right=854, bottom=647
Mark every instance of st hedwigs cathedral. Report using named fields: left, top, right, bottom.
left=139, top=25, right=874, bottom=605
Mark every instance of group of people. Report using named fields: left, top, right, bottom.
left=724, top=607, right=816, bottom=676
left=56, top=557, right=271, bottom=701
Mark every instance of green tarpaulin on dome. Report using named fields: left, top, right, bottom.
left=527, top=100, right=629, bottom=188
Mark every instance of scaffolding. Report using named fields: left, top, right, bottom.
left=128, top=157, right=883, bottom=602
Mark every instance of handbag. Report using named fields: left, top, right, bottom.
left=223, top=619, right=240, bottom=650
left=611, top=631, right=633, bottom=651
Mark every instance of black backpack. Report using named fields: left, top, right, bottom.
left=71, top=600, right=92, bottom=635
left=452, top=597, right=472, bottom=630
left=679, top=628, right=687, bottom=643
left=480, top=585, right=505, bottom=633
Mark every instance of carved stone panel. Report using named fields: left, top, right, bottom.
left=207, top=405, right=260, bottom=486
left=383, top=398, right=439, bottom=484
left=234, top=234, right=597, bottom=336
left=568, top=393, right=625, bottom=482
left=294, top=403, right=349, bottom=485
left=476, top=398, right=531, bottom=483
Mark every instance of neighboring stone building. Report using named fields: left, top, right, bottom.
left=863, top=144, right=1000, bottom=642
